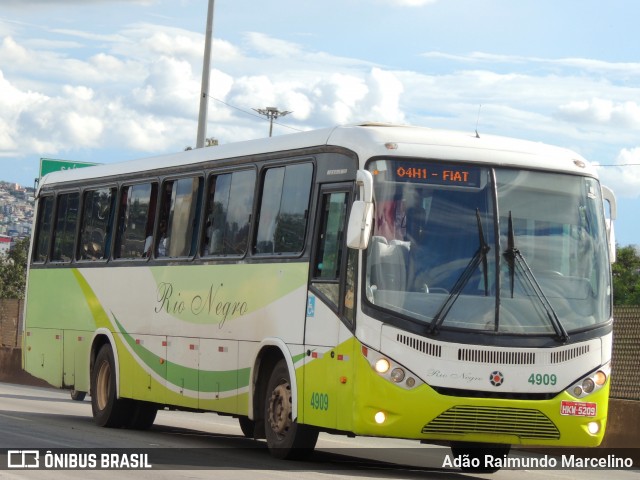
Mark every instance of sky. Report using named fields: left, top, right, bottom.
left=0, top=0, right=639, bottom=245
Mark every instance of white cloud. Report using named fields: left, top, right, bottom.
left=3, top=0, right=156, bottom=6
left=62, top=85, right=94, bottom=101
left=111, top=115, right=172, bottom=151
left=1, top=14, right=639, bottom=206
left=63, top=112, right=104, bottom=146
left=421, top=51, right=640, bottom=78
left=117, top=24, right=202, bottom=61
left=557, top=98, right=640, bottom=129
left=132, top=55, right=199, bottom=117
left=363, top=68, right=405, bottom=123
left=244, top=32, right=303, bottom=58
left=0, top=36, right=29, bottom=65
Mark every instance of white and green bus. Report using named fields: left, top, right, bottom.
left=23, top=123, right=617, bottom=462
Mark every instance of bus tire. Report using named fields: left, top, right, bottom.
left=70, top=390, right=86, bottom=401
left=450, top=442, right=510, bottom=473
left=126, top=401, right=158, bottom=430
left=91, top=344, right=129, bottom=428
left=264, top=359, right=318, bottom=460
left=238, top=416, right=256, bottom=438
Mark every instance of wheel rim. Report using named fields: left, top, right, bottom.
left=96, top=361, right=111, bottom=411
left=267, top=381, right=292, bottom=439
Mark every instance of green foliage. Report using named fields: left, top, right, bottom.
left=0, top=237, right=29, bottom=299
left=612, top=245, right=640, bottom=306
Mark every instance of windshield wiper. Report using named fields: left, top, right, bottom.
left=428, top=209, right=491, bottom=334
left=503, top=212, right=569, bottom=343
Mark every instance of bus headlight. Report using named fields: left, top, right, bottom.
left=390, top=368, right=405, bottom=383
left=582, top=378, right=595, bottom=394
left=566, top=362, right=610, bottom=399
left=361, top=345, right=422, bottom=390
left=594, top=370, right=607, bottom=386
left=375, top=358, right=391, bottom=374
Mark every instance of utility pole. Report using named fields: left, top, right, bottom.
left=196, top=0, right=215, bottom=149
left=253, top=107, right=292, bottom=137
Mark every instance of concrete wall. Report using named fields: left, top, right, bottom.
left=0, top=346, right=48, bottom=386
left=601, top=399, right=640, bottom=448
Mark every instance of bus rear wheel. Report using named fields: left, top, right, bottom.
left=91, top=344, right=129, bottom=428
left=70, top=389, right=86, bottom=401
left=264, top=359, right=318, bottom=459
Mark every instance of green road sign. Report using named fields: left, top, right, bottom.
left=39, top=158, right=100, bottom=178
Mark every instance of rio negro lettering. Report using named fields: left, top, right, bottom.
left=155, top=282, right=248, bottom=328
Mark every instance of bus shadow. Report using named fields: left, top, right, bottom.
left=148, top=424, right=472, bottom=478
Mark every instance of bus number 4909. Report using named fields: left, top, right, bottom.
left=528, top=373, right=557, bottom=386
left=310, top=392, right=329, bottom=411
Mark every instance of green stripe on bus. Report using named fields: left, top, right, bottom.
left=74, top=268, right=251, bottom=393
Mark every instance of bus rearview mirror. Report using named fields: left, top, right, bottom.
left=346, top=200, right=373, bottom=250
left=601, top=185, right=616, bottom=263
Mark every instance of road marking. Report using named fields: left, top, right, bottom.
left=0, top=412, right=32, bottom=422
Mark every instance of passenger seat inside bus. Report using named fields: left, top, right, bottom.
left=368, top=236, right=408, bottom=292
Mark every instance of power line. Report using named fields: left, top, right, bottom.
left=597, top=164, right=640, bottom=167
left=206, top=94, right=304, bottom=133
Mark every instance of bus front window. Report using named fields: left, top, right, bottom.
left=495, top=170, right=610, bottom=334
left=365, top=160, right=611, bottom=337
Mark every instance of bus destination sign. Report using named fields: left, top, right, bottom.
left=393, top=162, right=481, bottom=187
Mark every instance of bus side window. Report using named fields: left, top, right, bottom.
left=114, top=183, right=157, bottom=259
left=51, top=192, right=79, bottom=263
left=157, top=177, right=203, bottom=258
left=255, top=163, right=313, bottom=255
left=32, top=196, right=55, bottom=263
left=78, top=188, right=115, bottom=261
left=202, top=170, right=255, bottom=256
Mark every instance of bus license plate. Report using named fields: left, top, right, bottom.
left=560, top=400, right=596, bottom=417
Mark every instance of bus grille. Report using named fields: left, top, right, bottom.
left=458, top=348, right=535, bottom=365
left=397, top=334, right=442, bottom=357
left=550, top=345, right=590, bottom=363
left=421, top=405, right=560, bottom=440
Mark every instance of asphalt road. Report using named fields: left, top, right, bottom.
left=0, top=382, right=637, bottom=479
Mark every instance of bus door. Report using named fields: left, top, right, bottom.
left=304, top=184, right=357, bottom=431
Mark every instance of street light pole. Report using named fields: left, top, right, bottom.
left=196, top=0, right=215, bottom=149
left=253, top=107, right=292, bottom=137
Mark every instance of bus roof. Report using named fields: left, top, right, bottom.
left=38, top=123, right=597, bottom=189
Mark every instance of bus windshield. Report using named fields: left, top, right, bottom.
left=365, top=159, right=611, bottom=337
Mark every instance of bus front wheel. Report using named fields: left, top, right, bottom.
left=91, top=344, right=129, bottom=428
left=264, top=359, right=318, bottom=459
left=126, top=401, right=158, bottom=430
left=238, top=416, right=256, bottom=438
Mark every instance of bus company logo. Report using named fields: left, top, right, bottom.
left=8, top=450, right=40, bottom=469
left=489, top=371, right=504, bottom=387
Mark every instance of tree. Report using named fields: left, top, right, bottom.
left=612, top=244, right=640, bottom=306
left=0, top=237, right=29, bottom=299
